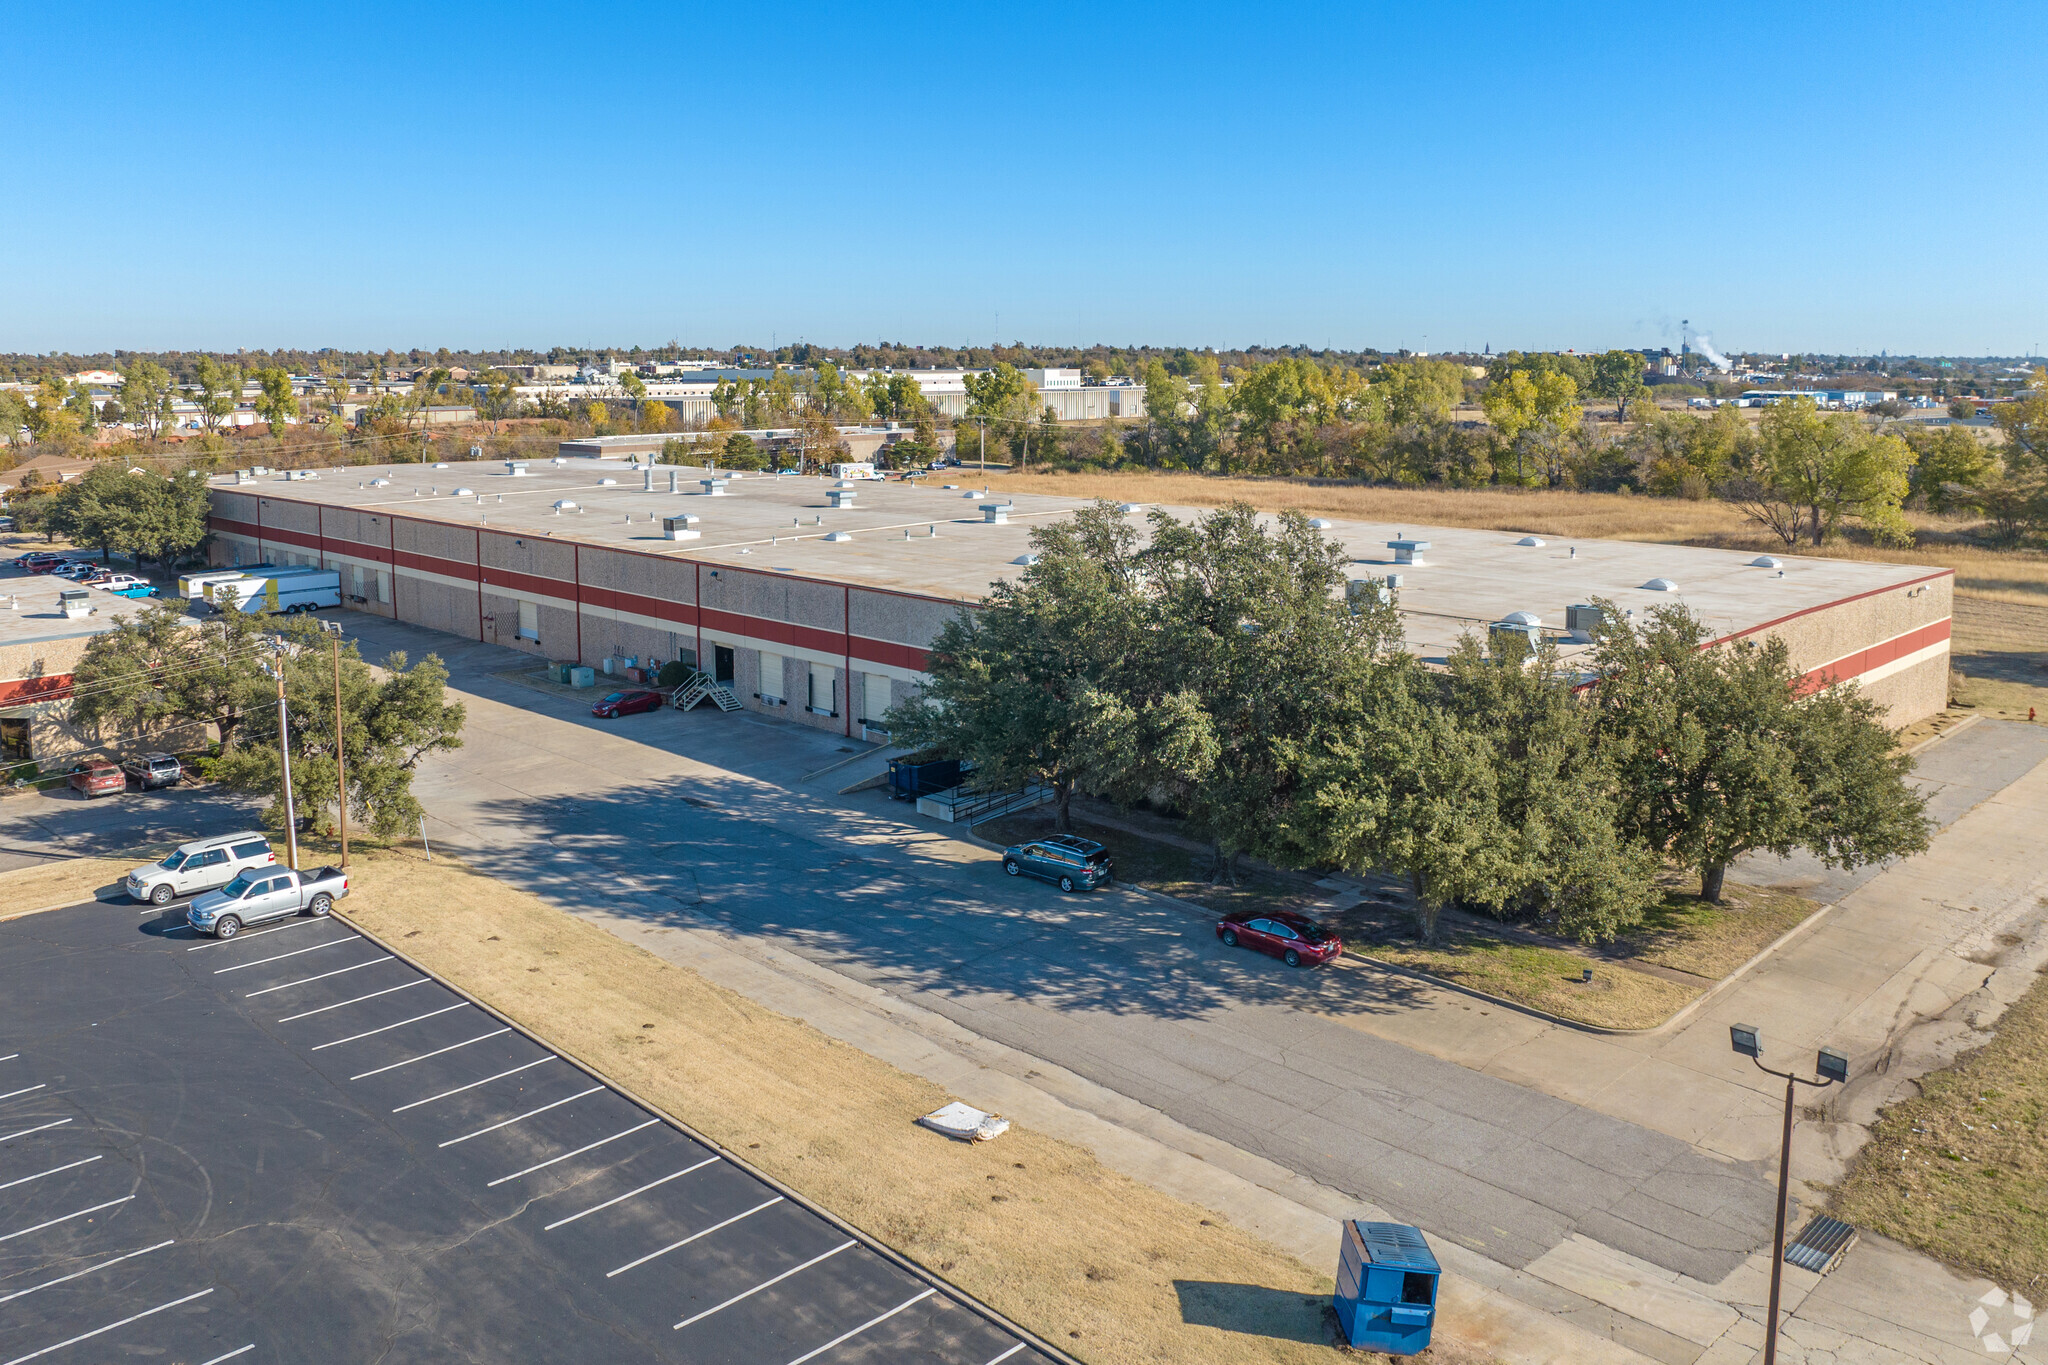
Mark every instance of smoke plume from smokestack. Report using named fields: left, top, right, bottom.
left=1693, top=334, right=1733, bottom=373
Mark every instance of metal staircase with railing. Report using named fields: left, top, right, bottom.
left=672, top=670, right=742, bottom=713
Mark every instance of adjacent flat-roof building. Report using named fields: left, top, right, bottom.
left=202, top=460, right=1952, bottom=739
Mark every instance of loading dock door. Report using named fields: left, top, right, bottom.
left=864, top=673, right=891, bottom=727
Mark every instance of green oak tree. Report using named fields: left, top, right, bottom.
left=1585, top=599, right=1930, bottom=902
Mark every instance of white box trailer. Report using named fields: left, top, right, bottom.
left=178, top=568, right=263, bottom=600
left=207, top=570, right=342, bottom=615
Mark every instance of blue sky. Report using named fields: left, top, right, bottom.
left=3, top=2, right=2042, bottom=356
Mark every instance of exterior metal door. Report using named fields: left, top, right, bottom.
left=714, top=645, right=735, bottom=683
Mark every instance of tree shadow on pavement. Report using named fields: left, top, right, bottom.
left=458, top=775, right=1443, bottom=1025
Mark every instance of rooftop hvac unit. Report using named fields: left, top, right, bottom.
left=1386, top=538, right=1430, bottom=566
left=505, top=461, right=529, bottom=476
left=701, top=479, right=729, bottom=496
left=662, top=514, right=701, bottom=541
left=1565, top=603, right=1603, bottom=637
left=983, top=503, right=1014, bottom=524
left=1488, top=620, right=1540, bottom=658
left=1345, top=578, right=1391, bottom=612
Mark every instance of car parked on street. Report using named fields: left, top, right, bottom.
left=591, top=688, right=664, bottom=718
left=187, top=864, right=349, bottom=938
left=1216, top=909, right=1343, bottom=968
left=1001, top=834, right=1114, bottom=893
left=126, top=832, right=275, bottom=906
left=65, top=759, right=124, bottom=799
left=122, top=752, right=185, bottom=790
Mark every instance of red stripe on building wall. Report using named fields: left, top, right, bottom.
left=0, top=674, right=74, bottom=706
left=213, top=497, right=944, bottom=676
left=1796, top=618, right=1951, bottom=693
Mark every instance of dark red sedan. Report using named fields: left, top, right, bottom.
left=1216, top=909, right=1342, bottom=968
left=591, top=688, right=664, bottom=718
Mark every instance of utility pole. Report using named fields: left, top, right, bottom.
left=272, top=648, right=300, bottom=872
left=331, top=634, right=348, bottom=870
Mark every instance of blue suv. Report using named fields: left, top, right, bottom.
left=1001, top=835, right=1114, bottom=893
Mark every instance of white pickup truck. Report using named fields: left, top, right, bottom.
left=186, top=865, right=350, bottom=938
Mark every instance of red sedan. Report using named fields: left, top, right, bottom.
left=591, top=688, right=664, bottom=718
left=1216, top=909, right=1342, bottom=968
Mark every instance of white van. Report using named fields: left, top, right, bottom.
left=126, top=832, right=277, bottom=906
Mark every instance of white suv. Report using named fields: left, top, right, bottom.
left=126, top=832, right=276, bottom=907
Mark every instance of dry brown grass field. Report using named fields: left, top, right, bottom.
left=978, top=470, right=2048, bottom=606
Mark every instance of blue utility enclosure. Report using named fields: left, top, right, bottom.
left=1334, top=1220, right=1439, bottom=1355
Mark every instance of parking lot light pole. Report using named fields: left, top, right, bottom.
left=329, top=630, right=347, bottom=870
left=268, top=649, right=300, bottom=873
left=1730, top=1024, right=1849, bottom=1365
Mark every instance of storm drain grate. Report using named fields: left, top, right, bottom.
left=1784, top=1215, right=1858, bottom=1274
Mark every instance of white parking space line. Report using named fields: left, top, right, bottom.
left=0, top=1238, right=174, bottom=1306
left=244, top=956, right=394, bottom=998
left=392, top=1058, right=556, bottom=1113
left=213, top=935, right=359, bottom=973
left=187, top=917, right=327, bottom=950
left=674, top=1240, right=855, bottom=1329
left=0, top=1287, right=213, bottom=1365
left=349, top=1029, right=509, bottom=1081
left=0, top=1084, right=45, bottom=1103
left=606, top=1197, right=785, bottom=1277
left=545, top=1157, right=720, bottom=1230
left=0, top=1119, right=69, bottom=1144
left=197, top=1347, right=255, bottom=1365
left=784, top=1288, right=935, bottom=1365
left=0, top=1155, right=100, bottom=1193
left=0, top=1196, right=134, bottom=1245
left=311, top=1004, right=467, bottom=1051
left=487, top=1118, right=658, bottom=1187
left=982, top=1344, right=1026, bottom=1364
left=0, top=1054, right=16, bottom=1063
left=278, top=978, right=429, bottom=1022
left=439, top=1085, right=604, bottom=1148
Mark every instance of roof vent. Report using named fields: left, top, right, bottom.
left=451, top=487, right=475, bottom=497
left=1516, top=535, right=1545, bottom=547
left=1642, top=577, right=1679, bottom=592
left=1387, top=539, right=1430, bottom=566
left=823, top=531, right=853, bottom=542
left=1308, top=518, right=1334, bottom=530
left=1750, top=555, right=1783, bottom=569
left=1502, top=610, right=1541, bottom=627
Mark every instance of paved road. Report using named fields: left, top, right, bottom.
left=312, top=617, right=1781, bottom=1284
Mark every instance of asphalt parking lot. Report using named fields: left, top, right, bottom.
left=0, top=898, right=1056, bottom=1365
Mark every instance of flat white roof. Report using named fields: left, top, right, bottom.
left=211, top=460, right=1942, bottom=665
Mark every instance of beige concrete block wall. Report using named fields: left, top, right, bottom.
left=849, top=590, right=962, bottom=651
left=1859, top=653, right=1950, bottom=723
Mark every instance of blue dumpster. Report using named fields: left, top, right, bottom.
left=1334, top=1220, right=1439, bottom=1355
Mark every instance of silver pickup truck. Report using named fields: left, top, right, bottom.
left=186, top=865, right=350, bottom=938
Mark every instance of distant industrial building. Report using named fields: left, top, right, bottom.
left=204, top=459, right=1952, bottom=741
left=1737, top=390, right=1898, bottom=408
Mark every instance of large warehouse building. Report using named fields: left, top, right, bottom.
left=203, top=458, right=1952, bottom=735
